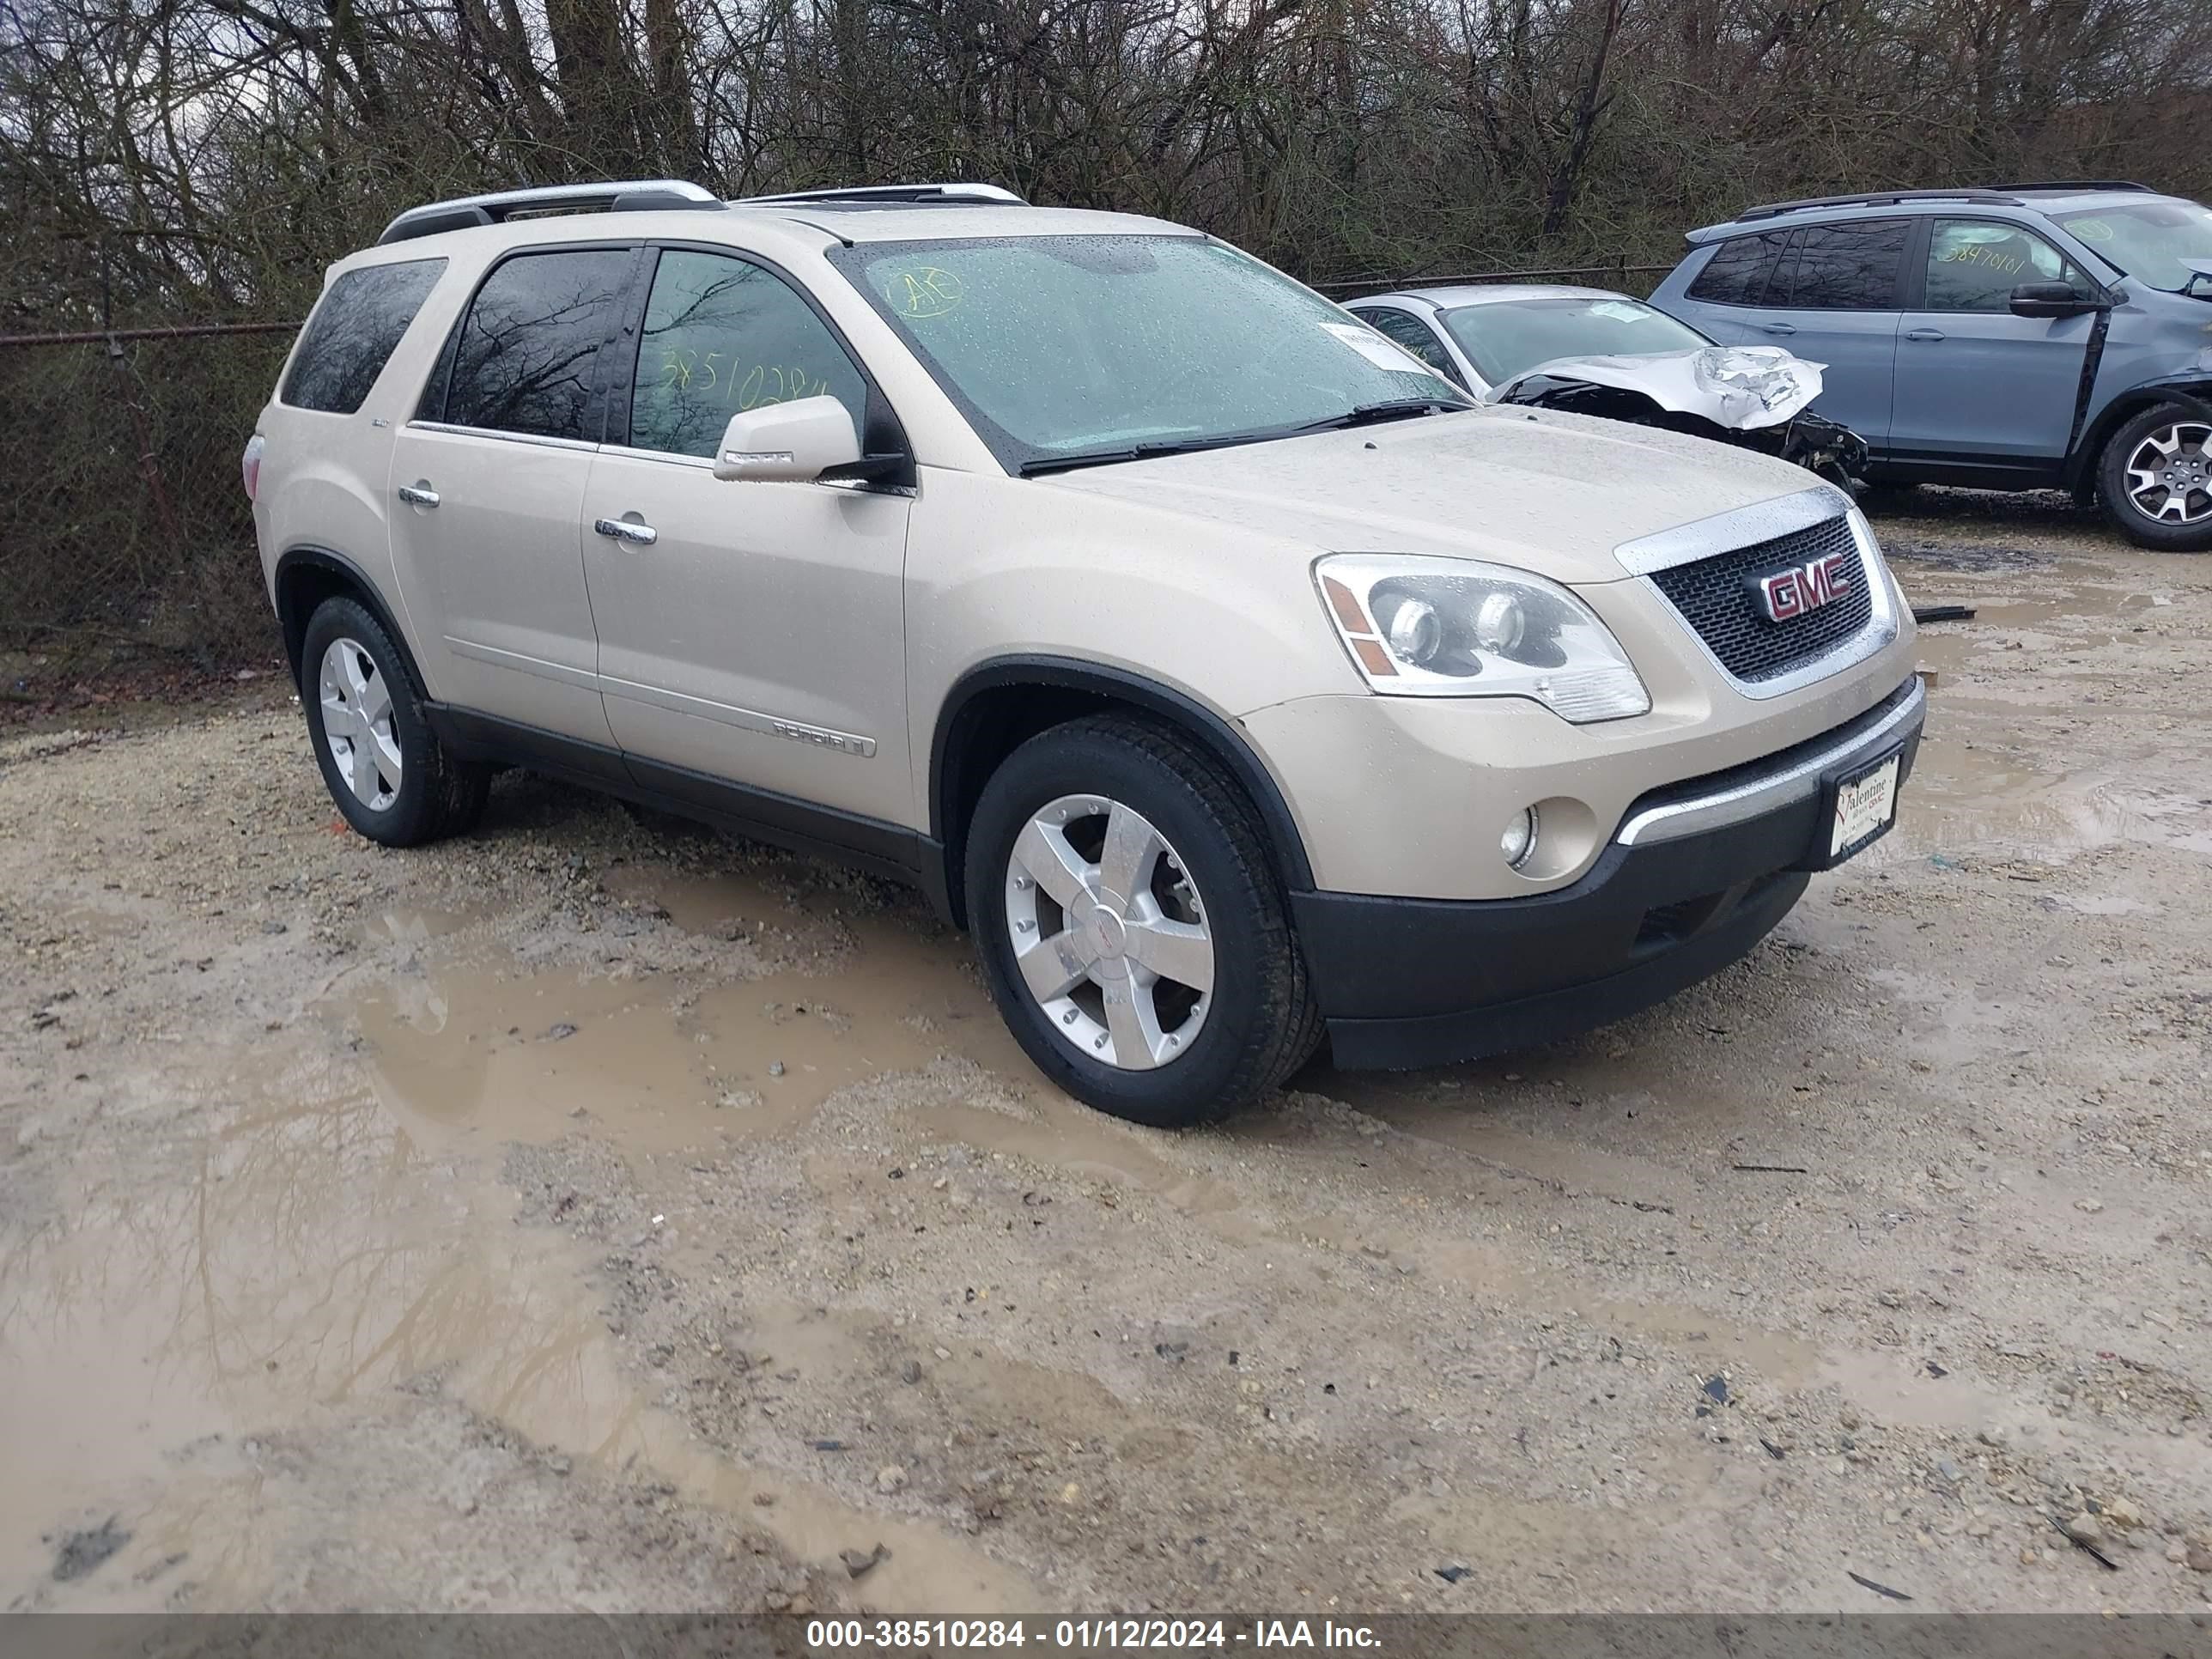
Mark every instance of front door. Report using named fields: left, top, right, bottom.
left=1889, top=217, right=2101, bottom=465
left=580, top=247, right=915, bottom=828
left=387, top=245, right=638, bottom=745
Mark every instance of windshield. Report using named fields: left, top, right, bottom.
left=2051, top=200, right=2212, bottom=293
left=1438, top=296, right=1711, bottom=385
left=829, top=235, right=1466, bottom=470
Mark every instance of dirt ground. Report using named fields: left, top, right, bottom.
left=4, top=489, right=2210, bottom=1616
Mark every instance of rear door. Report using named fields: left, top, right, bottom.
left=1757, top=217, right=1911, bottom=446
left=388, top=245, right=638, bottom=745
left=1888, top=217, right=2102, bottom=465
left=580, top=246, right=916, bottom=828
left=1658, top=228, right=1796, bottom=343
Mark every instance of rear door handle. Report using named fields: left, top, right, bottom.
left=593, top=515, right=659, bottom=547
left=1904, top=327, right=1946, bottom=343
left=1759, top=321, right=1797, bottom=336
left=396, top=482, right=440, bottom=508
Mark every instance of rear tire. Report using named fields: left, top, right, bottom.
left=2098, top=404, right=2212, bottom=550
left=301, top=595, right=490, bottom=847
left=964, top=714, right=1321, bottom=1127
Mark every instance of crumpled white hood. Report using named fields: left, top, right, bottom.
left=1489, top=345, right=1826, bottom=430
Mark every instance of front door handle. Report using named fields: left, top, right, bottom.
left=593, top=514, right=659, bottom=547
left=1759, top=321, right=1797, bottom=336
left=396, top=481, right=440, bottom=508
left=1904, top=327, right=1946, bottom=343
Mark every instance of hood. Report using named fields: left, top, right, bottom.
left=1040, top=404, right=1825, bottom=586
left=1488, top=346, right=1825, bottom=429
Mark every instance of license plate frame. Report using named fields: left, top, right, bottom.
left=1813, top=744, right=1904, bottom=869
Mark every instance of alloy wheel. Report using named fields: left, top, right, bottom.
left=318, top=637, right=403, bottom=811
left=1002, top=794, right=1214, bottom=1070
left=2123, top=421, right=2212, bottom=526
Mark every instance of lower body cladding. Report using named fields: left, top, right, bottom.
left=1293, top=675, right=1925, bottom=1069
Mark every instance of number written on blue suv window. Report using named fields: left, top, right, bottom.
left=1651, top=183, right=2212, bottom=549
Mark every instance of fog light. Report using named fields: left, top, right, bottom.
left=1501, top=805, right=1539, bottom=870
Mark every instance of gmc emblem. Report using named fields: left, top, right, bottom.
left=1752, top=550, right=1853, bottom=623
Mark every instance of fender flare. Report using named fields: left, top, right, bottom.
left=2066, top=374, right=2212, bottom=492
left=929, top=656, right=1317, bottom=920
left=270, top=544, right=428, bottom=696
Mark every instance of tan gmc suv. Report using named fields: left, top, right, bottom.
left=247, top=179, right=1923, bottom=1126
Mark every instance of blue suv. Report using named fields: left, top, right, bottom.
left=1650, top=182, right=2212, bottom=549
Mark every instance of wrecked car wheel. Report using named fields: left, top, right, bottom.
left=2100, top=404, right=2212, bottom=551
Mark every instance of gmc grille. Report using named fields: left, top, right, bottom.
left=1648, top=514, right=1871, bottom=684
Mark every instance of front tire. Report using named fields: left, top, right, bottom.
left=964, top=715, right=1321, bottom=1127
left=301, top=595, right=490, bottom=847
left=2098, top=404, right=2212, bottom=550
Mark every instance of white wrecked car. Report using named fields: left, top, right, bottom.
left=1345, top=283, right=1869, bottom=485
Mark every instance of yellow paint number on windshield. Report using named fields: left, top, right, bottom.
left=883, top=266, right=964, bottom=320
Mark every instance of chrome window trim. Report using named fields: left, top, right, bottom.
left=1614, top=675, right=1925, bottom=846
left=1619, top=489, right=1900, bottom=702
left=592, top=443, right=916, bottom=494
left=407, top=419, right=600, bottom=453
left=597, top=441, right=716, bottom=470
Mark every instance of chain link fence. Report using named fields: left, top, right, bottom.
left=0, top=320, right=297, bottom=665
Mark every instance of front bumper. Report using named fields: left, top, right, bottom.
left=1295, top=675, right=1925, bottom=1069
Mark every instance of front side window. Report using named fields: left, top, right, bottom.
left=628, top=251, right=868, bottom=458
left=443, top=248, right=634, bottom=441
left=1924, top=220, right=2095, bottom=312
left=280, top=258, right=446, bottom=414
left=2051, top=199, right=2212, bottom=294
left=829, top=235, right=1463, bottom=470
left=1685, top=231, right=1793, bottom=307
left=1438, top=296, right=1710, bottom=385
left=1773, top=219, right=1910, bottom=309
left=1353, top=307, right=1462, bottom=384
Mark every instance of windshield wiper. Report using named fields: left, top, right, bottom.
left=1018, top=435, right=1256, bottom=477
left=1288, top=397, right=1472, bottom=434
left=1019, top=398, right=1473, bottom=477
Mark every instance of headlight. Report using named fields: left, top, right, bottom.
left=1316, top=554, right=1651, bottom=722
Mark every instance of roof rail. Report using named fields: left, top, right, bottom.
left=1990, top=179, right=2155, bottom=194
left=1735, top=187, right=2022, bottom=222
left=377, top=179, right=722, bottom=246
left=736, top=182, right=1026, bottom=210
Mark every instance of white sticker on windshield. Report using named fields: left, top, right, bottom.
left=1589, top=301, right=1647, bottom=323
left=1324, top=320, right=1426, bottom=373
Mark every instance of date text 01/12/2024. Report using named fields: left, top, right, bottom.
left=804, top=1620, right=1383, bottom=1650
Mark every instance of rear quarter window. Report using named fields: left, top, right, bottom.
left=1685, top=231, right=1792, bottom=307
left=279, top=258, right=447, bottom=414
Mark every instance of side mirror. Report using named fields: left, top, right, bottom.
left=2008, top=281, right=2106, bottom=319
left=713, top=396, right=862, bottom=482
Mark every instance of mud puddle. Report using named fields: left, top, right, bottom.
left=0, top=1052, right=1039, bottom=1608
left=1882, top=560, right=2211, bottom=859
left=346, top=869, right=1040, bottom=1154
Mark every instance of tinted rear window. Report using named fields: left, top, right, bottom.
left=442, top=249, right=635, bottom=442
left=1773, top=219, right=1909, bottom=309
left=1685, top=231, right=1792, bottom=306
left=279, top=258, right=445, bottom=414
